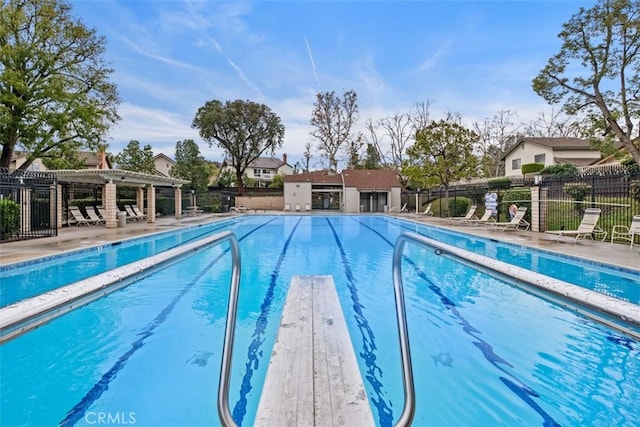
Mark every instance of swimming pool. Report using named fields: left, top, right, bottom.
left=1, top=215, right=639, bottom=426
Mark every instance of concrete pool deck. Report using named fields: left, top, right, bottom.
left=0, top=211, right=638, bottom=271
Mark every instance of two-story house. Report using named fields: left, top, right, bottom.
left=152, top=153, right=176, bottom=177
left=501, top=137, right=602, bottom=177
left=221, top=154, right=293, bottom=187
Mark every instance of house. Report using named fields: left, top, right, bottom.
left=153, top=153, right=176, bottom=177
left=283, top=169, right=402, bottom=213
left=501, top=137, right=602, bottom=177
left=221, top=154, right=293, bottom=187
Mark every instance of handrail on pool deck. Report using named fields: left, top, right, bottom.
left=216, top=232, right=241, bottom=427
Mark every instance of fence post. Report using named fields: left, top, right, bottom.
left=20, top=188, right=31, bottom=235
left=530, top=186, right=540, bottom=232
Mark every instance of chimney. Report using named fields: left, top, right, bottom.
left=282, top=153, right=287, bottom=164
left=99, top=147, right=107, bottom=170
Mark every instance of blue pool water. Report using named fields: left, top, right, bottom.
left=1, top=215, right=639, bottom=426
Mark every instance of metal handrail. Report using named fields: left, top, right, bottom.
left=393, top=231, right=640, bottom=426
left=391, top=234, right=418, bottom=427
left=216, top=231, right=242, bottom=427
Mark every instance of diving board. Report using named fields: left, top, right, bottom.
left=255, top=275, right=374, bottom=426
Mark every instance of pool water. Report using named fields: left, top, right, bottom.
left=1, top=215, right=638, bottom=426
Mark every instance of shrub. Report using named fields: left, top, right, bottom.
left=522, top=163, right=544, bottom=175
left=563, top=183, right=592, bottom=214
left=447, top=196, right=472, bottom=217
left=540, top=163, right=578, bottom=176
left=488, top=178, right=511, bottom=190
left=501, top=189, right=531, bottom=222
left=0, top=199, right=20, bottom=240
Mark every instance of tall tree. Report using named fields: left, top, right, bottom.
left=363, top=143, right=381, bottom=169
left=345, top=133, right=364, bottom=169
left=532, top=0, right=640, bottom=164
left=115, top=140, right=155, bottom=174
left=302, top=141, right=313, bottom=172
left=310, top=89, right=358, bottom=172
left=171, top=139, right=212, bottom=192
left=405, top=118, right=478, bottom=215
left=522, top=107, right=581, bottom=138
left=472, top=109, right=519, bottom=177
left=0, top=0, right=120, bottom=169
left=192, top=99, right=284, bottom=195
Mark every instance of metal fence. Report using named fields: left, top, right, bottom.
left=0, top=168, right=57, bottom=242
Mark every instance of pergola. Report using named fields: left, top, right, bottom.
left=49, top=169, right=190, bottom=229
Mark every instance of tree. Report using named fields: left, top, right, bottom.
left=533, top=0, right=640, bottom=164
left=405, top=118, right=478, bottom=215
left=302, top=141, right=313, bottom=172
left=363, top=143, right=381, bottom=169
left=269, top=173, right=284, bottom=188
left=192, top=99, right=284, bottom=195
left=115, top=140, right=155, bottom=173
left=522, top=107, right=581, bottom=138
left=0, top=0, right=120, bottom=169
left=472, top=109, right=519, bottom=177
left=345, top=133, right=364, bottom=169
left=310, top=90, right=358, bottom=172
left=170, top=139, right=212, bottom=192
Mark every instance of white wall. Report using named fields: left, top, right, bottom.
left=343, top=187, right=361, bottom=213
left=283, top=181, right=312, bottom=209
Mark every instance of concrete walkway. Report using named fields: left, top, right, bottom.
left=1, top=212, right=638, bottom=272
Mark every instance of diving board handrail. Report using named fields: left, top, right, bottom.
left=217, top=231, right=242, bottom=427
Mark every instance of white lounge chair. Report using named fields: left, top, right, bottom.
left=489, top=207, right=529, bottom=231
left=131, top=205, right=147, bottom=220
left=545, top=208, right=606, bottom=241
left=67, top=206, right=93, bottom=226
left=463, top=209, right=494, bottom=225
left=400, top=203, right=408, bottom=213
left=85, top=206, right=105, bottom=225
left=124, top=205, right=142, bottom=221
left=450, top=205, right=477, bottom=222
left=611, top=215, right=640, bottom=248
left=423, top=203, right=433, bottom=216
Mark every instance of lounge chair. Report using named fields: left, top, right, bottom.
left=489, top=207, right=529, bottom=231
left=131, top=205, right=147, bottom=220
left=423, top=203, right=433, bottom=216
left=545, top=208, right=606, bottom=241
left=284, top=203, right=291, bottom=212
left=124, top=205, right=142, bottom=221
left=85, top=206, right=105, bottom=225
left=96, top=206, right=108, bottom=220
left=400, top=203, right=408, bottom=213
left=463, top=209, right=494, bottom=225
left=67, top=206, right=93, bottom=226
left=450, top=205, right=477, bottom=222
left=611, top=215, right=640, bottom=248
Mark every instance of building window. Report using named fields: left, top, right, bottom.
left=253, top=168, right=261, bottom=177
left=534, top=153, right=546, bottom=163
left=512, top=158, right=521, bottom=170
left=262, top=169, right=271, bottom=176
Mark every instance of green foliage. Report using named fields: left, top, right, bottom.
left=171, top=139, right=212, bottom=192
left=629, top=181, right=640, bottom=202
left=622, top=158, right=640, bottom=179
left=0, top=198, right=20, bottom=239
left=216, top=169, right=235, bottom=187
left=532, top=0, right=640, bottom=164
left=269, top=173, right=284, bottom=188
left=192, top=99, right=284, bottom=195
left=448, top=197, right=472, bottom=217
left=540, top=163, right=578, bottom=176
left=42, top=152, right=86, bottom=170
left=406, top=119, right=478, bottom=190
left=116, top=140, right=155, bottom=173
left=0, top=0, right=120, bottom=169
left=563, top=183, right=592, bottom=214
left=521, top=163, right=545, bottom=175
left=500, top=189, right=531, bottom=221
left=488, top=178, right=511, bottom=190
left=363, top=143, right=381, bottom=169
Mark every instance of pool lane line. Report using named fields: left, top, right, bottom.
left=324, top=217, right=395, bottom=427
left=355, top=217, right=560, bottom=426
left=231, top=217, right=303, bottom=426
left=60, top=217, right=278, bottom=426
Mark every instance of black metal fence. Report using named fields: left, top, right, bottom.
left=0, top=168, right=57, bottom=242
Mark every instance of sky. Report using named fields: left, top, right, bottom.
left=70, top=0, right=594, bottom=168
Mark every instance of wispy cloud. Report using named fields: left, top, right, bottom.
left=304, top=36, right=321, bottom=91
left=418, top=38, right=454, bottom=72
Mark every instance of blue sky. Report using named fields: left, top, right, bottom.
left=71, top=0, right=593, bottom=167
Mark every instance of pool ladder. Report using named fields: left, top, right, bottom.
left=216, top=232, right=433, bottom=427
